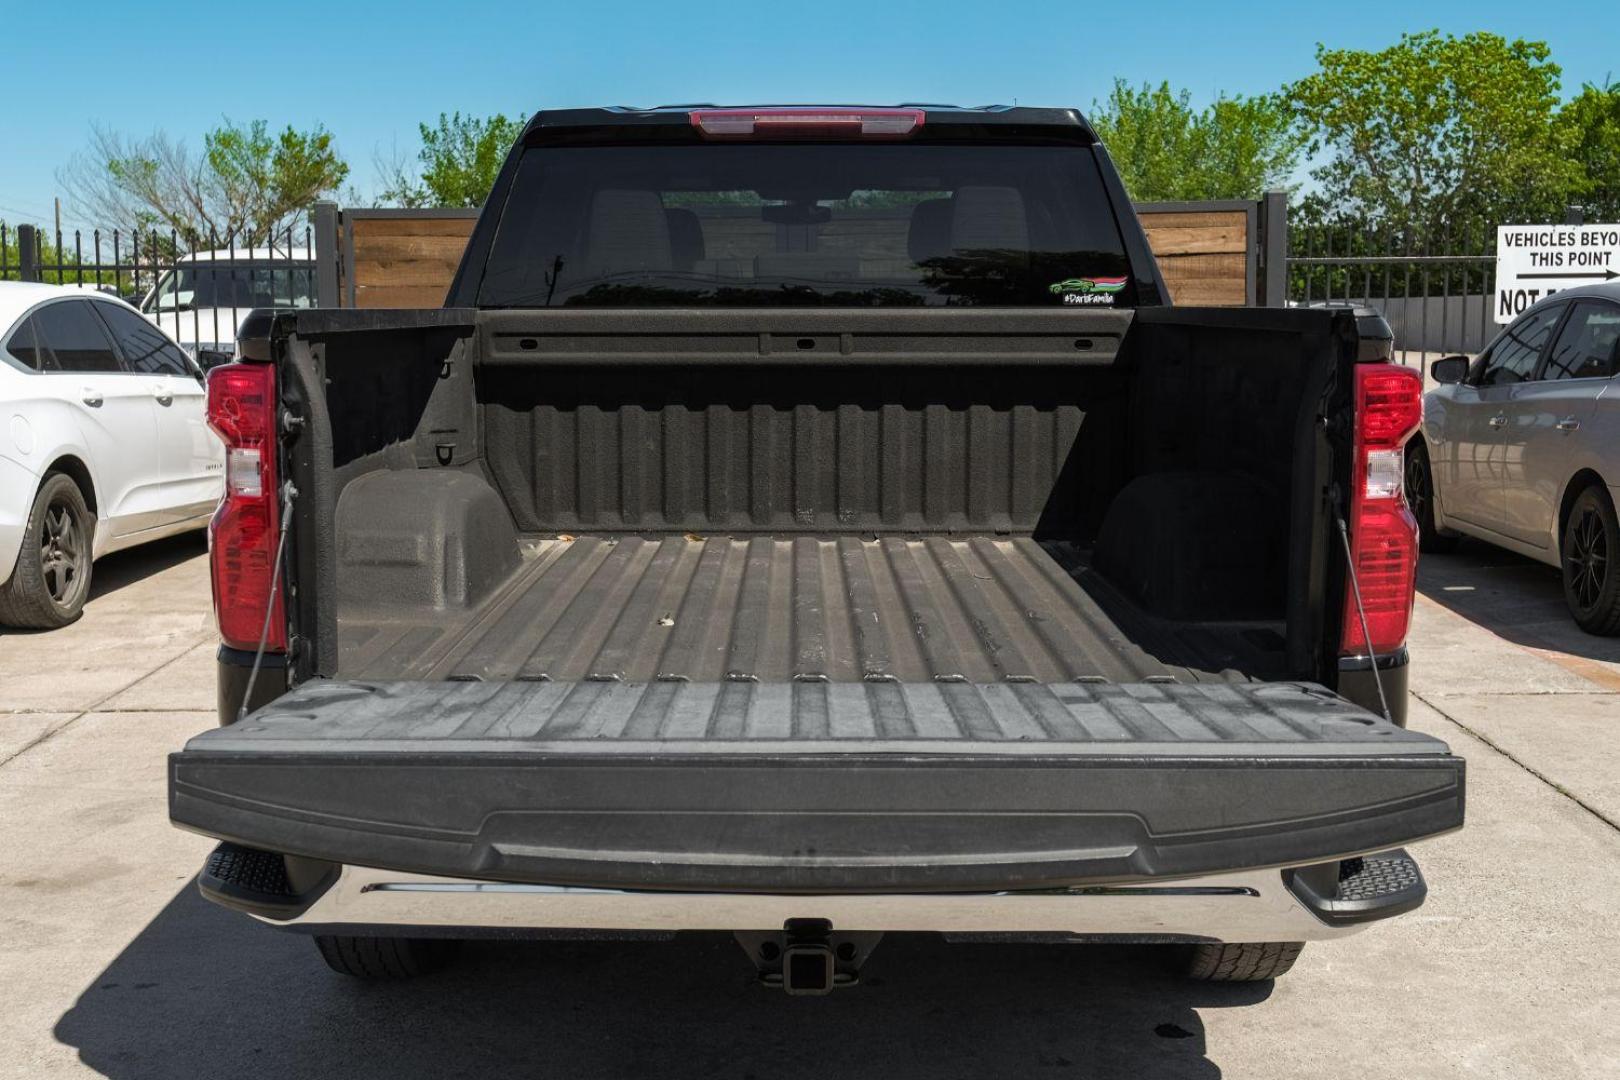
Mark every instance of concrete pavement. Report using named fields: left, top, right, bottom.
left=1, top=534, right=1617, bottom=1079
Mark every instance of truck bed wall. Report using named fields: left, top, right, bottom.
left=470, top=308, right=1329, bottom=543
left=478, top=363, right=1129, bottom=538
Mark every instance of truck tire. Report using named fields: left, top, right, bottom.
left=1406, top=444, right=1458, bottom=554
left=0, top=473, right=93, bottom=630
left=1182, top=941, right=1304, bottom=982
left=1562, top=484, right=1620, bottom=636
left=313, top=935, right=458, bottom=979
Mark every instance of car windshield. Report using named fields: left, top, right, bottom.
left=143, top=263, right=316, bottom=312
left=477, top=144, right=1135, bottom=308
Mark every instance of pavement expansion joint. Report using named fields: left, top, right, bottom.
left=0, top=637, right=210, bottom=770
left=1414, top=689, right=1620, bottom=836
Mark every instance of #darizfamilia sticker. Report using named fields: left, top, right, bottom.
left=1049, top=276, right=1127, bottom=305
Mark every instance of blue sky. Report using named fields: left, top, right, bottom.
left=3, top=0, right=1614, bottom=230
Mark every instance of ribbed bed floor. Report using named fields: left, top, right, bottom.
left=337, top=535, right=1287, bottom=684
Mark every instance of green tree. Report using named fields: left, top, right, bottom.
left=59, top=119, right=348, bottom=241
left=380, top=112, right=524, bottom=208
left=1287, top=31, right=1576, bottom=239
left=1089, top=80, right=1305, bottom=201
left=1555, top=82, right=1620, bottom=220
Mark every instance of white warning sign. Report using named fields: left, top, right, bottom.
left=1496, top=224, right=1620, bottom=323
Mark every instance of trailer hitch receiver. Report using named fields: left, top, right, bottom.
left=735, top=919, right=883, bottom=996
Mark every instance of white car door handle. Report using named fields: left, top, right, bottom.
left=1488, top=413, right=1508, bottom=428
left=81, top=389, right=103, bottom=408
left=154, top=390, right=174, bottom=407
left=1557, top=416, right=1580, bottom=432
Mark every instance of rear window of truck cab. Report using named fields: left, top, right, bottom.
left=476, top=144, right=1136, bottom=308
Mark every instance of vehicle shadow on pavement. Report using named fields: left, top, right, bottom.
left=54, top=883, right=1271, bottom=1079
left=86, top=533, right=207, bottom=602
left=1418, top=539, right=1620, bottom=665
left=0, top=533, right=205, bottom=639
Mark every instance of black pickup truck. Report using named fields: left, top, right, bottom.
left=170, top=105, right=1463, bottom=991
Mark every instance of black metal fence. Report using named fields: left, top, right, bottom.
left=1286, top=221, right=1499, bottom=371
left=0, top=205, right=1552, bottom=377
left=2, top=221, right=314, bottom=362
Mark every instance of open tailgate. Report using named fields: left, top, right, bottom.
left=170, top=679, right=1464, bottom=893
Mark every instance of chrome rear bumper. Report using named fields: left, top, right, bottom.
left=236, top=861, right=1387, bottom=943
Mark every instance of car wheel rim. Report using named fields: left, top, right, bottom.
left=1568, top=507, right=1608, bottom=613
left=1405, top=453, right=1431, bottom=523
left=39, top=499, right=86, bottom=610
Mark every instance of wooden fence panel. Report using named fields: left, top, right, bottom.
left=345, top=214, right=477, bottom=308
left=1136, top=206, right=1253, bottom=306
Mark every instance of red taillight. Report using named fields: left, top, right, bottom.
left=205, top=361, right=285, bottom=652
left=690, top=107, right=925, bottom=139
left=1359, top=365, right=1425, bottom=448
left=1341, top=363, right=1423, bottom=657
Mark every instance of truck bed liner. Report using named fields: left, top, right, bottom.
left=337, top=536, right=1286, bottom=684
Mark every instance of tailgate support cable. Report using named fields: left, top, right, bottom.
left=1335, top=511, right=1392, bottom=724
left=238, top=479, right=298, bottom=723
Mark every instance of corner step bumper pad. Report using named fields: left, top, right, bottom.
left=1287, top=849, right=1428, bottom=924
left=199, top=841, right=336, bottom=919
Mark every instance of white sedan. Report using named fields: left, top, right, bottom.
left=0, top=283, right=223, bottom=628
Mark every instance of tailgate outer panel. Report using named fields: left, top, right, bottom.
left=170, top=679, right=1465, bottom=893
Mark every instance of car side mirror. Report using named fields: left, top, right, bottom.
left=1431, top=355, right=1468, bottom=385
left=194, top=349, right=234, bottom=373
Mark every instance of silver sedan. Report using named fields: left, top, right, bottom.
left=1408, top=282, right=1620, bottom=632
